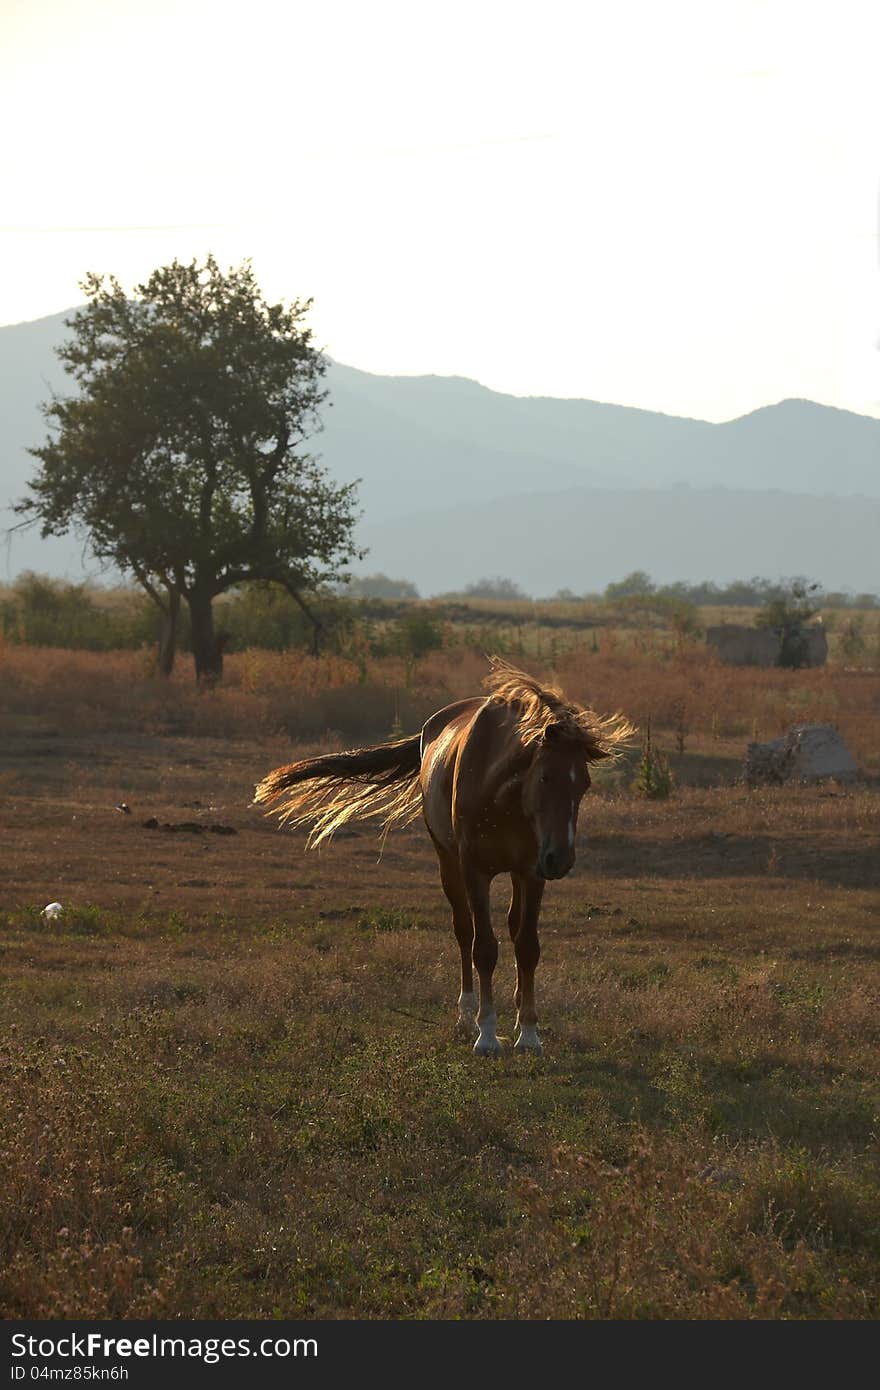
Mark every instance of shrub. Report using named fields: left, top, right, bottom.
left=838, top=617, right=867, bottom=666
left=604, top=570, right=655, bottom=600
left=217, top=585, right=356, bottom=654
left=0, top=573, right=155, bottom=650
left=634, top=720, right=673, bottom=798
left=393, top=611, right=444, bottom=659
left=754, top=580, right=822, bottom=633
left=462, top=576, right=527, bottom=600
left=344, top=573, right=420, bottom=599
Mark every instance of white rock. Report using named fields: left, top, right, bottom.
left=41, top=902, right=64, bottom=922
left=746, top=724, right=857, bottom=786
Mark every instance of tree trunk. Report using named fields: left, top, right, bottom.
left=157, top=587, right=180, bottom=677
left=188, top=587, right=223, bottom=685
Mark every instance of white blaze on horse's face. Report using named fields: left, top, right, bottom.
left=523, top=724, right=590, bottom=880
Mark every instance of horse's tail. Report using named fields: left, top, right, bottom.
left=253, top=734, right=423, bottom=848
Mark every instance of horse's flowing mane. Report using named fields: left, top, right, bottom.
left=483, top=656, right=635, bottom=761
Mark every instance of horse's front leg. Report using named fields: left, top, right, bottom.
left=512, top=873, right=544, bottom=1054
left=435, top=848, right=476, bottom=1034
left=462, top=863, right=500, bottom=1056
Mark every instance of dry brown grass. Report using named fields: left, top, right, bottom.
left=3, top=858, right=879, bottom=1317
left=2, top=648, right=879, bottom=1319
left=1, top=639, right=878, bottom=773
left=1, top=639, right=878, bottom=1312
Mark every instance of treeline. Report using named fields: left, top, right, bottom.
left=601, top=571, right=878, bottom=608
left=0, top=573, right=443, bottom=660
left=2, top=570, right=877, bottom=660
left=346, top=570, right=879, bottom=608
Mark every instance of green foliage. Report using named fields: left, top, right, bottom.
left=755, top=580, right=822, bottom=669
left=356, top=907, right=422, bottom=932
left=0, top=574, right=364, bottom=657
left=345, top=573, right=420, bottom=599
left=17, top=255, right=360, bottom=679
left=754, top=579, right=822, bottom=631
left=824, top=591, right=878, bottom=609
left=635, top=721, right=673, bottom=798
left=661, top=576, right=786, bottom=606
left=461, top=575, right=527, bottom=600
left=609, top=592, right=702, bottom=645
left=0, top=573, right=155, bottom=650
left=604, top=573, right=879, bottom=610
left=3, top=574, right=874, bottom=669
left=218, top=584, right=355, bottom=653
left=838, top=616, right=868, bottom=666
left=671, top=696, right=688, bottom=753
left=604, top=570, right=655, bottom=600
left=742, top=1150, right=880, bottom=1255
left=392, top=610, right=444, bottom=659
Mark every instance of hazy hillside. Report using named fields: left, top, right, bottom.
left=322, top=363, right=880, bottom=512
left=359, top=486, right=880, bottom=597
left=1, top=309, right=877, bottom=589
left=0, top=312, right=86, bottom=577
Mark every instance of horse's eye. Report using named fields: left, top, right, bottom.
left=540, top=774, right=549, bottom=784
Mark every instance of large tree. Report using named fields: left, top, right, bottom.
left=16, top=255, right=359, bottom=680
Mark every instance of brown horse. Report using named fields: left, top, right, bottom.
left=254, top=658, right=633, bottom=1055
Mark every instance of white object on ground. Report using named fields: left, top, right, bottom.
left=745, top=724, right=857, bottom=786
left=41, top=902, right=64, bottom=922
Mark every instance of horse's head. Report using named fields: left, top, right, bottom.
left=522, top=722, right=592, bottom=879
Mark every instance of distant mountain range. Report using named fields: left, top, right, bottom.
left=357, top=486, right=880, bottom=597
left=1, top=310, right=878, bottom=592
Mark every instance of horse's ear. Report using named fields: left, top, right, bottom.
left=543, top=722, right=564, bottom=743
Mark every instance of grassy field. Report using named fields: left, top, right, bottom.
left=1, top=642, right=879, bottom=1318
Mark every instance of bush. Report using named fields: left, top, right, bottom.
left=634, top=721, right=673, bottom=798
left=462, top=576, right=527, bottom=600
left=605, top=570, right=655, bottom=600
left=0, top=573, right=155, bottom=650
left=838, top=616, right=868, bottom=666
left=607, top=593, right=702, bottom=646
left=344, top=573, right=420, bottom=599
left=755, top=580, right=823, bottom=670
left=217, top=585, right=356, bottom=654
left=393, top=611, right=444, bottom=659
left=754, top=579, right=822, bottom=632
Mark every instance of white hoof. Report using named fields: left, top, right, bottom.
left=456, top=992, right=476, bottom=1033
left=473, top=1013, right=500, bottom=1056
left=514, top=1026, right=543, bottom=1055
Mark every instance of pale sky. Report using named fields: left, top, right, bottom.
left=2, top=0, right=878, bottom=421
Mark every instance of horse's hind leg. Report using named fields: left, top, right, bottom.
left=436, top=849, right=476, bottom=1034
left=511, top=873, right=544, bottom=1055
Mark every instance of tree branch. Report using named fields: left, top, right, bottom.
left=128, top=554, right=175, bottom=614
left=281, top=579, right=324, bottom=656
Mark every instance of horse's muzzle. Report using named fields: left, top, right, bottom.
left=537, top=848, right=575, bottom=880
